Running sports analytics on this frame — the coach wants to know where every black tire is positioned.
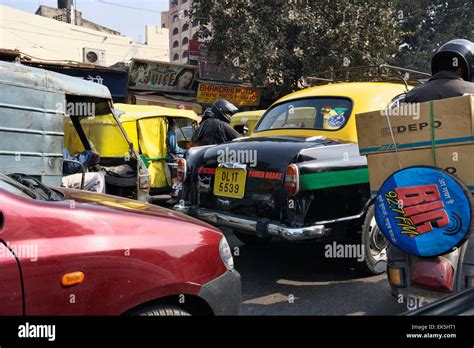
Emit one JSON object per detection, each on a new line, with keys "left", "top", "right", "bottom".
{"left": 361, "top": 205, "right": 389, "bottom": 275}
{"left": 233, "top": 230, "right": 271, "bottom": 245}
{"left": 131, "top": 305, "right": 191, "bottom": 316}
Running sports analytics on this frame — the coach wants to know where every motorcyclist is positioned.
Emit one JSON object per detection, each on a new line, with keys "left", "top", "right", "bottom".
{"left": 191, "top": 99, "right": 241, "bottom": 146}
{"left": 404, "top": 39, "right": 474, "bottom": 103}
{"left": 389, "top": 39, "right": 474, "bottom": 306}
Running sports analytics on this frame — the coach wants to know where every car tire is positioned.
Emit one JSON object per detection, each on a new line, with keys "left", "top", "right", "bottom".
{"left": 132, "top": 305, "right": 191, "bottom": 316}
{"left": 361, "top": 204, "right": 389, "bottom": 275}
{"left": 233, "top": 230, "right": 271, "bottom": 245}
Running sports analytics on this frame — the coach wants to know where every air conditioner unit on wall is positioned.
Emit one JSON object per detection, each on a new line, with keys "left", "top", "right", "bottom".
{"left": 83, "top": 48, "right": 105, "bottom": 65}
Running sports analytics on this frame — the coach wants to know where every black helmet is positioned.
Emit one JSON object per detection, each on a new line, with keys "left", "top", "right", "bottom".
{"left": 431, "top": 39, "right": 474, "bottom": 81}
{"left": 211, "top": 99, "right": 239, "bottom": 123}
{"left": 200, "top": 107, "right": 215, "bottom": 123}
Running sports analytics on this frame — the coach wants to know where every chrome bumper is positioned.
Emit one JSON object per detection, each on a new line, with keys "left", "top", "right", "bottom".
{"left": 174, "top": 204, "right": 328, "bottom": 241}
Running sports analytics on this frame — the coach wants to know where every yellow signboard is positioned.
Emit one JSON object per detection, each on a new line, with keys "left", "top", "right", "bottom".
{"left": 196, "top": 83, "right": 261, "bottom": 107}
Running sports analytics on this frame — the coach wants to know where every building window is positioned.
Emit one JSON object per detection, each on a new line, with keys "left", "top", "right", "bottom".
{"left": 182, "top": 0, "right": 188, "bottom": 3}
{"left": 182, "top": 51, "right": 188, "bottom": 59}
{"left": 173, "top": 15, "right": 179, "bottom": 22}
{"left": 182, "top": 37, "right": 189, "bottom": 45}
{"left": 173, "top": 40, "right": 179, "bottom": 48}
{"left": 192, "top": 20, "right": 198, "bottom": 27}
{"left": 183, "top": 10, "right": 189, "bottom": 17}
{"left": 182, "top": 23, "right": 189, "bottom": 32}
{"left": 173, "top": 53, "right": 179, "bottom": 61}
{"left": 173, "top": 27, "right": 179, "bottom": 35}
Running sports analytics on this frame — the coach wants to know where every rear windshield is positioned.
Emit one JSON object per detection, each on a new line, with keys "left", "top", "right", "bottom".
{"left": 255, "top": 97, "right": 353, "bottom": 132}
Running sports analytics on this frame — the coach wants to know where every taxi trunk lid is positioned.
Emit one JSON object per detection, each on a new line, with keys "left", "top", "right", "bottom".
{"left": 195, "top": 136, "right": 340, "bottom": 221}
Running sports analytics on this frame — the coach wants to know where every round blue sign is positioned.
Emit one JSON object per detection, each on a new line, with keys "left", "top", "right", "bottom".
{"left": 327, "top": 114, "right": 345, "bottom": 127}
{"left": 374, "top": 166, "right": 473, "bottom": 257}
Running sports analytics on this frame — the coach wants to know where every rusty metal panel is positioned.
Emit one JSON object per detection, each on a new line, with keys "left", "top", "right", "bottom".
{"left": 0, "top": 61, "right": 112, "bottom": 99}
{"left": 0, "top": 61, "right": 116, "bottom": 187}
{"left": 0, "top": 155, "right": 62, "bottom": 186}
{"left": 0, "top": 64, "right": 66, "bottom": 186}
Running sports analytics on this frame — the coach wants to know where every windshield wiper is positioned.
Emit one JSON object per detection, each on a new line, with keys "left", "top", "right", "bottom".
{"left": 7, "top": 173, "right": 63, "bottom": 201}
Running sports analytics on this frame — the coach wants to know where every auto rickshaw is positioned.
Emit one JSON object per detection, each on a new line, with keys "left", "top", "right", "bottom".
{"left": 0, "top": 61, "right": 151, "bottom": 201}
{"left": 230, "top": 110, "right": 265, "bottom": 136}
{"left": 81, "top": 103, "right": 200, "bottom": 195}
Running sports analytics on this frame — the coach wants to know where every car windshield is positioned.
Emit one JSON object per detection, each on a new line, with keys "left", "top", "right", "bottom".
{"left": 255, "top": 97, "right": 353, "bottom": 132}
{"left": 0, "top": 173, "right": 36, "bottom": 199}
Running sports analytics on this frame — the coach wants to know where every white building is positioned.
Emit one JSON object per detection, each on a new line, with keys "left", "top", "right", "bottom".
{"left": 161, "top": 0, "right": 210, "bottom": 64}
{"left": 0, "top": 5, "right": 170, "bottom": 66}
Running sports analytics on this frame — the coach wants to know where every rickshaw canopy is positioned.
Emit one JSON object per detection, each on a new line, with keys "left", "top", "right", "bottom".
{"left": 114, "top": 103, "right": 200, "bottom": 123}
{"left": 113, "top": 104, "right": 199, "bottom": 191}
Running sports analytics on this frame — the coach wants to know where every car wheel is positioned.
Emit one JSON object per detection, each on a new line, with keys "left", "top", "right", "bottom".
{"left": 132, "top": 305, "right": 191, "bottom": 316}
{"left": 233, "top": 230, "right": 271, "bottom": 245}
{"left": 361, "top": 204, "right": 389, "bottom": 275}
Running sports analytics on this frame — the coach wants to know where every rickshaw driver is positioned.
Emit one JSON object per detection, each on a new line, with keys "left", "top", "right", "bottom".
{"left": 167, "top": 118, "right": 187, "bottom": 156}
{"left": 62, "top": 149, "right": 106, "bottom": 193}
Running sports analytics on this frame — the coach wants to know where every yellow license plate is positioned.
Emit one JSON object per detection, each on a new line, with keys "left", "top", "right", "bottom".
{"left": 213, "top": 167, "right": 247, "bottom": 199}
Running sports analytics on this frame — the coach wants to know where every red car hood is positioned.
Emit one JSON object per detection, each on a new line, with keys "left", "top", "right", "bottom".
{"left": 55, "top": 187, "right": 217, "bottom": 230}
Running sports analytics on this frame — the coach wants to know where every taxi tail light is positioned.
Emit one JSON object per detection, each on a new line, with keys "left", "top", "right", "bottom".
{"left": 177, "top": 158, "right": 187, "bottom": 182}
{"left": 411, "top": 258, "right": 454, "bottom": 292}
{"left": 284, "top": 164, "right": 299, "bottom": 196}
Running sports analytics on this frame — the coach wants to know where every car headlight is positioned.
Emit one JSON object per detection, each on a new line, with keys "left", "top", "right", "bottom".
{"left": 219, "top": 237, "right": 234, "bottom": 271}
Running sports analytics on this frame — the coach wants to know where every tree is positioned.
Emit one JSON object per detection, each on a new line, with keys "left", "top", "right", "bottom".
{"left": 391, "top": 0, "right": 474, "bottom": 72}
{"left": 191, "top": 0, "right": 473, "bottom": 99}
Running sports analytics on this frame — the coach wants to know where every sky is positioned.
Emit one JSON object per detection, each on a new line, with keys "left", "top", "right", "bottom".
{"left": 0, "top": 0, "right": 169, "bottom": 43}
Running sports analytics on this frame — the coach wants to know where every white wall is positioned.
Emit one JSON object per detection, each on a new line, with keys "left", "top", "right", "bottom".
{"left": 0, "top": 5, "right": 170, "bottom": 66}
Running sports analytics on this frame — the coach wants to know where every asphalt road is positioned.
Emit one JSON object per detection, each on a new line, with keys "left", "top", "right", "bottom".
{"left": 223, "top": 229, "right": 406, "bottom": 316}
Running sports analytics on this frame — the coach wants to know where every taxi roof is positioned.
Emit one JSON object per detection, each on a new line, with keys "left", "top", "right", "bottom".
{"left": 275, "top": 82, "right": 410, "bottom": 106}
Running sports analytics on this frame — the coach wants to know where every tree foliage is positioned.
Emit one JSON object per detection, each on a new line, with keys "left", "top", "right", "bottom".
{"left": 391, "top": 0, "right": 474, "bottom": 72}
{"left": 191, "top": 0, "right": 473, "bottom": 99}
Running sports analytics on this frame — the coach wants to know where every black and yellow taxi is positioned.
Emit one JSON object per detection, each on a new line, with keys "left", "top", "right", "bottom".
{"left": 174, "top": 69, "right": 424, "bottom": 274}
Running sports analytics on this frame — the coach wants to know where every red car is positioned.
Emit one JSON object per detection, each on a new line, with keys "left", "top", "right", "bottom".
{"left": 0, "top": 173, "right": 240, "bottom": 315}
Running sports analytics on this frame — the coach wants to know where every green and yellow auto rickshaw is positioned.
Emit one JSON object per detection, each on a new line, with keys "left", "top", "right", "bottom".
{"left": 230, "top": 110, "right": 265, "bottom": 136}
{"left": 66, "top": 103, "right": 200, "bottom": 196}
{"left": 112, "top": 104, "right": 200, "bottom": 195}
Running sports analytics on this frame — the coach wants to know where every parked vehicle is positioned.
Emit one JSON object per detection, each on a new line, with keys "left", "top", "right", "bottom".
{"left": 0, "top": 61, "right": 151, "bottom": 201}
{"left": 230, "top": 110, "right": 266, "bottom": 136}
{"left": 175, "top": 66, "right": 426, "bottom": 274}
{"left": 65, "top": 103, "right": 200, "bottom": 195}
{"left": 0, "top": 172, "right": 240, "bottom": 315}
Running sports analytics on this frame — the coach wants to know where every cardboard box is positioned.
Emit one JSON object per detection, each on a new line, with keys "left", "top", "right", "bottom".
{"left": 355, "top": 95, "right": 474, "bottom": 194}
{"left": 356, "top": 95, "right": 474, "bottom": 155}
{"left": 367, "top": 143, "right": 474, "bottom": 193}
